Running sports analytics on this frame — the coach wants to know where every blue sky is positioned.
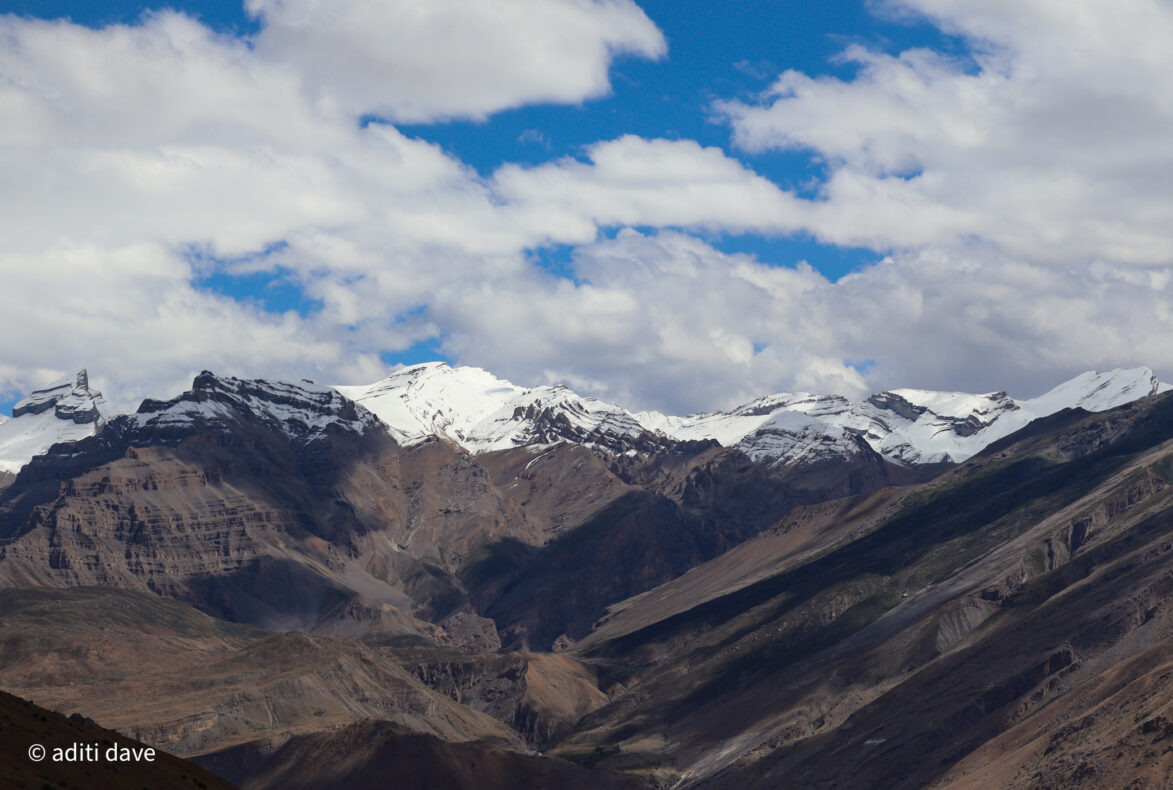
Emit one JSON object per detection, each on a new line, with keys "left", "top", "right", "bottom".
{"left": 2, "top": 0, "right": 1172, "bottom": 416}
{"left": 0, "top": 0, "right": 962, "bottom": 284}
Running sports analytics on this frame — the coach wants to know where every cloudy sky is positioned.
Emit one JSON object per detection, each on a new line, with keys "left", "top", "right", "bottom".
{"left": 2, "top": 0, "right": 1173, "bottom": 415}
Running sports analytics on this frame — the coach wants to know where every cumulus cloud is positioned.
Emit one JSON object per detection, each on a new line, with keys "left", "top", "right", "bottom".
{"left": 825, "top": 250, "right": 1173, "bottom": 397}
{"left": 0, "top": 243, "right": 381, "bottom": 410}
{"left": 494, "top": 136, "right": 810, "bottom": 239}
{"left": 432, "top": 231, "right": 1173, "bottom": 413}
{"left": 0, "top": 6, "right": 772, "bottom": 408}
{"left": 431, "top": 230, "right": 864, "bottom": 413}
{"left": 717, "top": 0, "right": 1173, "bottom": 265}
{"left": 245, "top": 0, "right": 666, "bottom": 122}
{"left": 3, "top": 1, "right": 1173, "bottom": 416}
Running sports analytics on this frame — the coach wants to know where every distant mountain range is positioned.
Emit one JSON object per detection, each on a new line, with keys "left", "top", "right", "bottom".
{"left": 4, "top": 361, "right": 1173, "bottom": 788}
{"left": 2, "top": 362, "right": 1166, "bottom": 474}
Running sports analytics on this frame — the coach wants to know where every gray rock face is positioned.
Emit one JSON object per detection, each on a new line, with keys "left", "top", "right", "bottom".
{"left": 0, "top": 370, "right": 109, "bottom": 473}
{"left": 11, "top": 369, "right": 105, "bottom": 424}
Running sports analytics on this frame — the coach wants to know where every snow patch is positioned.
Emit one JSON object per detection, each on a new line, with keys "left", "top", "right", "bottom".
{"left": 0, "top": 370, "right": 108, "bottom": 473}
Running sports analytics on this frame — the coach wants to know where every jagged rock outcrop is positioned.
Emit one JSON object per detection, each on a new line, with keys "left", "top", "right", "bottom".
{"left": 11, "top": 370, "right": 105, "bottom": 424}
{"left": 0, "top": 369, "right": 107, "bottom": 472}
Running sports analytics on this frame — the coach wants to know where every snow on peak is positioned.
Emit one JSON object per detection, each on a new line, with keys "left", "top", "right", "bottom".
{"left": 335, "top": 363, "right": 527, "bottom": 445}
{"left": 725, "top": 366, "right": 1167, "bottom": 466}
{"left": 1022, "top": 367, "right": 1163, "bottom": 414}
{"left": 336, "top": 363, "right": 652, "bottom": 452}
{"left": 133, "top": 371, "right": 381, "bottom": 443}
{"left": 0, "top": 370, "right": 109, "bottom": 473}
{"left": 12, "top": 369, "right": 106, "bottom": 424}
{"left": 336, "top": 363, "right": 1169, "bottom": 466}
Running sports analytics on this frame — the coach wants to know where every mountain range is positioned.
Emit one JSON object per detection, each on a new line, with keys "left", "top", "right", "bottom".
{"left": 2, "top": 362, "right": 1173, "bottom": 789}
{"left": 3, "top": 362, "right": 1165, "bottom": 474}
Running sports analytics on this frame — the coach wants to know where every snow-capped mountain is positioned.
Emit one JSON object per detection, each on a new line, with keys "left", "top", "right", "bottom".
{"left": 698, "top": 368, "right": 1168, "bottom": 466}
{"left": 0, "top": 370, "right": 107, "bottom": 473}
{"left": 2, "top": 364, "right": 1167, "bottom": 475}
{"left": 337, "top": 363, "right": 1169, "bottom": 466}
{"left": 130, "top": 371, "right": 382, "bottom": 446}
{"left": 335, "top": 362, "right": 653, "bottom": 453}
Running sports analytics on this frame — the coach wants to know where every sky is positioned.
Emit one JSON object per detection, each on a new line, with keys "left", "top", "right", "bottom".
{"left": 2, "top": 0, "right": 1173, "bottom": 416}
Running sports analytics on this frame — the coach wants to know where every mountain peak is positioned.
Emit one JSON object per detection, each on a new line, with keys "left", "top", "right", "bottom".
{"left": 12, "top": 369, "right": 105, "bottom": 424}
{"left": 1023, "top": 366, "right": 1164, "bottom": 413}
{"left": 336, "top": 364, "right": 652, "bottom": 452}
{"left": 135, "top": 372, "right": 381, "bottom": 445}
{"left": 0, "top": 363, "right": 1166, "bottom": 476}
{"left": 0, "top": 369, "right": 108, "bottom": 473}
{"left": 336, "top": 363, "right": 1169, "bottom": 467}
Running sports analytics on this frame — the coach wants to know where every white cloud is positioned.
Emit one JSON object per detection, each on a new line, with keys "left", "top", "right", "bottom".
{"left": 432, "top": 231, "right": 1173, "bottom": 413}
{"left": 0, "top": 8, "right": 761, "bottom": 409}
{"left": 0, "top": 243, "right": 380, "bottom": 411}
{"left": 494, "top": 135, "right": 810, "bottom": 239}
{"left": 3, "top": 1, "right": 1173, "bottom": 418}
{"left": 245, "top": 0, "right": 666, "bottom": 122}
{"left": 824, "top": 250, "right": 1173, "bottom": 396}
{"left": 717, "top": 0, "right": 1173, "bottom": 265}
{"left": 431, "top": 231, "right": 867, "bottom": 413}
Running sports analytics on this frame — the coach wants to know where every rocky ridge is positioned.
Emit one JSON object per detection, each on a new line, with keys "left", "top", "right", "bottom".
{"left": 341, "top": 362, "right": 1168, "bottom": 466}
{"left": 1, "top": 364, "right": 1165, "bottom": 475}
{"left": 0, "top": 370, "right": 107, "bottom": 472}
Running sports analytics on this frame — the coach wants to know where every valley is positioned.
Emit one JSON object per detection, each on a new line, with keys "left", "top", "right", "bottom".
{"left": 1, "top": 364, "right": 1172, "bottom": 788}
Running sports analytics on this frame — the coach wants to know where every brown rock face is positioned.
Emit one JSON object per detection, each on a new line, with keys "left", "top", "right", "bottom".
{"left": 412, "top": 651, "right": 609, "bottom": 747}
{"left": 464, "top": 441, "right": 926, "bottom": 650}
{"left": 0, "top": 373, "right": 539, "bottom": 631}
{"left": 0, "top": 588, "right": 518, "bottom": 757}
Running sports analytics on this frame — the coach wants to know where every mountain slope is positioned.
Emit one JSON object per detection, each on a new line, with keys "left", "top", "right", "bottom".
{"left": 195, "top": 721, "right": 648, "bottom": 790}
{"left": 0, "top": 587, "right": 523, "bottom": 762}
{"left": 0, "top": 369, "right": 919, "bottom": 653}
{"left": 0, "top": 372, "right": 453, "bottom": 631}
{"left": 4, "top": 364, "right": 1173, "bottom": 789}
{"left": 549, "top": 388, "right": 1173, "bottom": 789}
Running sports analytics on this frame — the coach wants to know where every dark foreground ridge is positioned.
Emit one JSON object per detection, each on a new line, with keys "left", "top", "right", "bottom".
{"left": 195, "top": 721, "right": 647, "bottom": 790}
{"left": 0, "top": 688, "right": 236, "bottom": 790}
